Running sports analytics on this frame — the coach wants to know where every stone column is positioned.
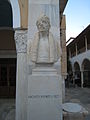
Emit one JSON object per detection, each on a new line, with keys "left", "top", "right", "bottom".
{"left": 85, "top": 36, "right": 88, "bottom": 51}
{"left": 81, "top": 71, "right": 84, "bottom": 88}
{"left": 72, "top": 71, "right": 75, "bottom": 84}
{"left": 75, "top": 43, "right": 78, "bottom": 56}
{"left": 69, "top": 48, "right": 71, "bottom": 58}
{"left": 15, "top": 29, "right": 28, "bottom": 120}
{"left": 60, "top": 15, "right": 67, "bottom": 102}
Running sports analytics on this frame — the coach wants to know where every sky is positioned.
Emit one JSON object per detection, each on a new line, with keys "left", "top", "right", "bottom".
{"left": 10, "top": 0, "right": 90, "bottom": 41}
{"left": 64, "top": 0, "right": 90, "bottom": 40}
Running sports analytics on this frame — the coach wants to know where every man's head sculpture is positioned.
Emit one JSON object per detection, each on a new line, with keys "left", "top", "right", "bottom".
{"left": 36, "top": 15, "right": 51, "bottom": 32}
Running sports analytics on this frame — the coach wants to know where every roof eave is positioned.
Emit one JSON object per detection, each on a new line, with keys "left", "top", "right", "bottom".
{"left": 60, "top": 0, "right": 68, "bottom": 13}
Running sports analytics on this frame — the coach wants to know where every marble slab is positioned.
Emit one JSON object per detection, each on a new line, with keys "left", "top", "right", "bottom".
{"left": 27, "top": 74, "right": 62, "bottom": 120}
{"left": 27, "top": 0, "right": 60, "bottom": 56}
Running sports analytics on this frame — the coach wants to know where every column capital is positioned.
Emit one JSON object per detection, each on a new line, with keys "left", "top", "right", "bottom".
{"left": 14, "top": 30, "right": 28, "bottom": 53}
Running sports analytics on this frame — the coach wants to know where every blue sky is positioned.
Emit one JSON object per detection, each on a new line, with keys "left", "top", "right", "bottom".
{"left": 10, "top": 0, "right": 90, "bottom": 41}
{"left": 64, "top": 0, "right": 90, "bottom": 40}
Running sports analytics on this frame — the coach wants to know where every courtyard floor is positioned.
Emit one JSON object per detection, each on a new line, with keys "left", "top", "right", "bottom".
{"left": 0, "top": 87, "right": 90, "bottom": 120}
{"left": 65, "top": 87, "right": 90, "bottom": 120}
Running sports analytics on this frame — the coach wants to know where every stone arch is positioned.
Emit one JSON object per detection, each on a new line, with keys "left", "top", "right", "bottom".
{"left": 18, "top": 0, "right": 28, "bottom": 28}
{"left": 82, "top": 59, "right": 90, "bottom": 71}
{"left": 10, "top": 0, "right": 20, "bottom": 27}
{"left": 0, "top": 0, "right": 13, "bottom": 27}
{"left": 0, "top": 0, "right": 17, "bottom": 97}
{"left": 82, "top": 59, "right": 90, "bottom": 87}
{"left": 74, "top": 62, "right": 81, "bottom": 87}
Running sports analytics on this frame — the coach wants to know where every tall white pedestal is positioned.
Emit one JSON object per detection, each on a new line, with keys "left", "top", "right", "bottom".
{"left": 27, "top": 68, "right": 62, "bottom": 120}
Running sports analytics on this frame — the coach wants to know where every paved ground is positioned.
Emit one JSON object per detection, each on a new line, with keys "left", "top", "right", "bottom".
{"left": 0, "top": 99, "right": 15, "bottom": 120}
{"left": 0, "top": 87, "right": 90, "bottom": 120}
{"left": 65, "top": 87, "right": 90, "bottom": 120}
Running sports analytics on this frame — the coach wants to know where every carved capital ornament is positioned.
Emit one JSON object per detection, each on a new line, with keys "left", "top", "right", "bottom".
{"left": 15, "top": 30, "right": 27, "bottom": 53}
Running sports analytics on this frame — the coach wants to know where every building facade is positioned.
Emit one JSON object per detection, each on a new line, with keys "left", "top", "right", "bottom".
{"left": 67, "top": 25, "right": 90, "bottom": 88}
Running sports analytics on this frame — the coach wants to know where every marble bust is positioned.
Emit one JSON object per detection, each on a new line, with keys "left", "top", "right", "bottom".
{"left": 30, "top": 15, "right": 60, "bottom": 64}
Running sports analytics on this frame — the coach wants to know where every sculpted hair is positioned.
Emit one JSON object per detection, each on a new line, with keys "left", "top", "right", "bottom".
{"left": 36, "top": 15, "right": 51, "bottom": 28}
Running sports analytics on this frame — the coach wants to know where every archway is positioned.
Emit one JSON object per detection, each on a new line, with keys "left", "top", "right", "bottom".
{"left": 10, "top": 0, "right": 20, "bottom": 28}
{"left": 74, "top": 62, "right": 81, "bottom": 87}
{"left": 82, "top": 59, "right": 90, "bottom": 87}
{"left": 0, "top": 0, "right": 17, "bottom": 98}
{"left": 0, "top": 0, "right": 13, "bottom": 27}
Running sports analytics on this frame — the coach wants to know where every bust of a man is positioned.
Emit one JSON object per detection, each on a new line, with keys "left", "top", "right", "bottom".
{"left": 30, "top": 15, "right": 60, "bottom": 64}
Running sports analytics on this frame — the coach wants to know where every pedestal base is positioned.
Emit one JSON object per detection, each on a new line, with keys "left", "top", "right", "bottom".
{"left": 27, "top": 68, "right": 62, "bottom": 120}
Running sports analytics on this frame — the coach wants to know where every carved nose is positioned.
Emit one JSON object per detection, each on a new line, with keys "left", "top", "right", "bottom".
{"left": 40, "top": 24, "right": 44, "bottom": 28}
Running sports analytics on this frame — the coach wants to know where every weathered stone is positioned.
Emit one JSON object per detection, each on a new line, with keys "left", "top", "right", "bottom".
{"left": 15, "top": 30, "right": 27, "bottom": 53}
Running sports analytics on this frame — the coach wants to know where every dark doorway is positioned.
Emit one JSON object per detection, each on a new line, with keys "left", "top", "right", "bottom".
{"left": 82, "top": 59, "right": 90, "bottom": 87}
{"left": 0, "top": 58, "right": 16, "bottom": 98}
{"left": 74, "top": 62, "right": 81, "bottom": 87}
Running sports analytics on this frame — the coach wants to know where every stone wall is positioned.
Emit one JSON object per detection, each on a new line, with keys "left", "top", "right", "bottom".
{"left": 60, "top": 15, "right": 67, "bottom": 77}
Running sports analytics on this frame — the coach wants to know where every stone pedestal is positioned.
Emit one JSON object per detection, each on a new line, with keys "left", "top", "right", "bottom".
{"left": 15, "top": 1, "right": 62, "bottom": 120}
{"left": 27, "top": 67, "right": 62, "bottom": 120}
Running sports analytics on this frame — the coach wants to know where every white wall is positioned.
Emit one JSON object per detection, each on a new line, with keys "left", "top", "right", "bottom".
{"left": 70, "top": 50, "right": 90, "bottom": 71}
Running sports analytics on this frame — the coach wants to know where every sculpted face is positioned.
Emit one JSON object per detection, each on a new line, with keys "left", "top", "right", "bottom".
{"left": 36, "top": 15, "right": 51, "bottom": 32}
